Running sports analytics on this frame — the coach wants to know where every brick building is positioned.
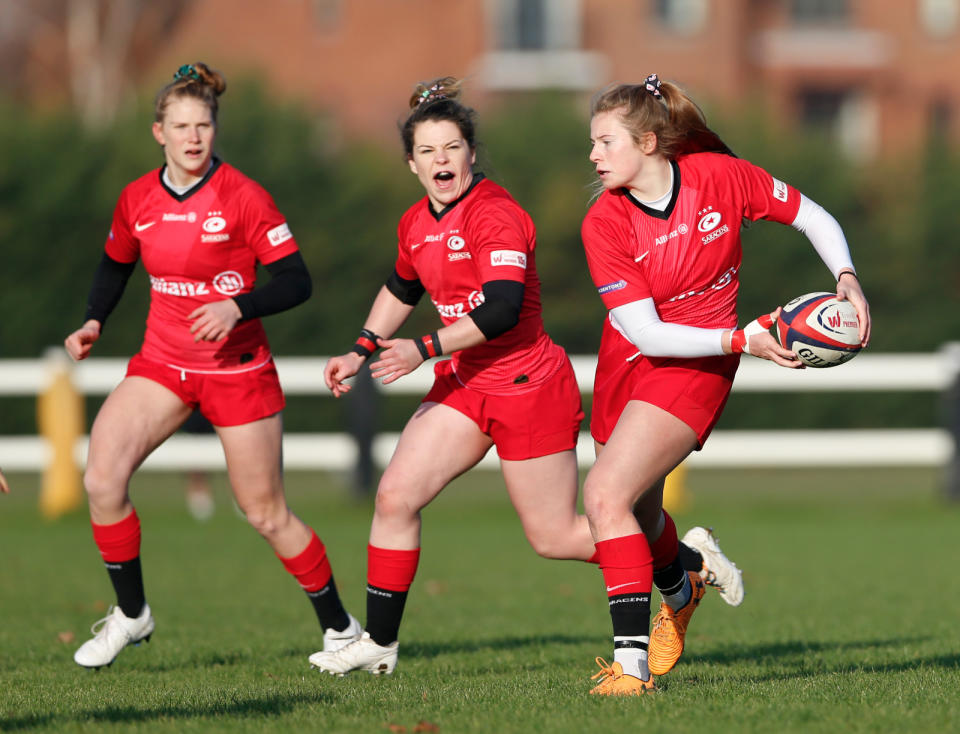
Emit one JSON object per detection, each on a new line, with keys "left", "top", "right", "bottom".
{"left": 7, "top": 0, "right": 960, "bottom": 157}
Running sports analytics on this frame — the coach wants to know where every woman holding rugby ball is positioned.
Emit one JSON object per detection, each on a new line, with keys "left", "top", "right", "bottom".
{"left": 308, "top": 76, "right": 737, "bottom": 678}
{"left": 581, "top": 75, "right": 870, "bottom": 695}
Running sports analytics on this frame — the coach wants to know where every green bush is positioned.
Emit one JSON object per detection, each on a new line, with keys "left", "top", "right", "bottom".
{"left": 1, "top": 84, "right": 956, "bottom": 435}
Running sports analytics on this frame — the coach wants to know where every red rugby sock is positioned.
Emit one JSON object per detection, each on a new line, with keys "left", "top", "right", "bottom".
{"left": 649, "top": 510, "right": 679, "bottom": 569}
{"left": 594, "top": 534, "right": 653, "bottom": 637}
{"left": 91, "top": 510, "right": 144, "bottom": 618}
{"left": 278, "top": 531, "right": 348, "bottom": 631}
{"left": 366, "top": 545, "right": 420, "bottom": 646}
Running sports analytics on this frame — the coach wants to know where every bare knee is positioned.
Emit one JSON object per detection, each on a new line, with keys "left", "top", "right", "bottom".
{"left": 374, "top": 475, "right": 422, "bottom": 524}
{"left": 83, "top": 464, "right": 129, "bottom": 513}
{"left": 241, "top": 499, "right": 289, "bottom": 539}
{"left": 583, "top": 479, "right": 618, "bottom": 523}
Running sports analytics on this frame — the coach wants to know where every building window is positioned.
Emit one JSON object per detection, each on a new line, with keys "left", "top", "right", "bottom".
{"left": 479, "top": 0, "right": 606, "bottom": 90}
{"left": 653, "top": 0, "right": 708, "bottom": 35}
{"left": 797, "top": 87, "right": 877, "bottom": 160}
{"left": 490, "top": 0, "right": 577, "bottom": 51}
{"left": 790, "top": 0, "right": 849, "bottom": 25}
{"left": 514, "top": 0, "right": 546, "bottom": 49}
{"left": 919, "top": 0, "right": 959, "bottom": 38}
{"left": 798, "top": 88, "right": 847, "bottom": 130}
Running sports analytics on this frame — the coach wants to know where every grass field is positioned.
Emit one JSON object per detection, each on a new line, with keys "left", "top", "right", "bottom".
{"left": 2, "top": 466, "right": 959, "bottom": 733}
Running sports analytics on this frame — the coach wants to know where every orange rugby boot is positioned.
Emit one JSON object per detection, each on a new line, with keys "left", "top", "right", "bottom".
{"left": 647, "top": 570, "right": 706, "bottom": 675}
{"left": 588, "top": 657, "right": 656, "bottom": 696}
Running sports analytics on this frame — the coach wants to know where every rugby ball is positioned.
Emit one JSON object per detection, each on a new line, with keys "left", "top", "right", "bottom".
{"left": 776, "top": 292, "right": 861, "bottom": 368}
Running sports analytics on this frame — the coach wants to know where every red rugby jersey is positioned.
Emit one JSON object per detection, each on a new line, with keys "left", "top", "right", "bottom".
{"left": 582, "top": 153, "right": 801, "bottom": 331}
{"left": 104, "top": 160, "right": 299, "bottom": 370}
{"left": 395, "top": 176, "right": 565, "bottom": 394}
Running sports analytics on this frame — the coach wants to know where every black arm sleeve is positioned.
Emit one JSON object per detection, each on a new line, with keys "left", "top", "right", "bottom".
{"left": 385, "top": 268, "right": 426, "bottom": 306}
{"left": 468, "top": 279, "right": 524, "bottom": 340}
{"left": 84, "top": 252, "right": 137, "bottom": 327}
{"left": 232, "top": 251, "right": 312, "bottom": 321}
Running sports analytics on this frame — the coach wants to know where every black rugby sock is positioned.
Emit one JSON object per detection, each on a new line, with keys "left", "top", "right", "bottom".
{"left": 105, "top": 557, "right": 146, "bottom": 618}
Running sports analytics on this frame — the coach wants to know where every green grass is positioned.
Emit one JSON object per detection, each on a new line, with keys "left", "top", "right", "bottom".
{"left": 2, "top": 467, "right": 959, "bottom": 733}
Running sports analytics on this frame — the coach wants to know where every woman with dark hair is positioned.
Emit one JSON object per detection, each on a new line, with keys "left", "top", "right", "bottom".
{"left": 307, "top": 76, "right": 590, "bottom": 676}
{"left": 307, "top": 76, "right": 739, "bottom": 677}
{"left": 581, "top": 75, "right": 870, "bottom": 695}
{"left": 65, "top": 62, "right": 359, "bottom": 669}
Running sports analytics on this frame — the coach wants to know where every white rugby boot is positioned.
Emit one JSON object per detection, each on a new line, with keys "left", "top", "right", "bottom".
{"left": 322, "top": 613, "right": 363, "bottom": 652}
{"left": 308, "top": 631, "right": 398, "bottom": 675}
{"left": 682, "top": 526, "right": 745, "bottom": 607}
{"left": 74, "top": 603, "right": 155, "bottom": 668}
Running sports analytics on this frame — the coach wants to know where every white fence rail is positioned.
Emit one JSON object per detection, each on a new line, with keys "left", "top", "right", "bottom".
{"left": 1, "top": 348, "right": 958, "bottom": 471}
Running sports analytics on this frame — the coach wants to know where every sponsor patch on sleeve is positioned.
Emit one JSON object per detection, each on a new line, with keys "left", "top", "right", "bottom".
{"left": 267, "top": 222, "right": 293, "bottom": 246}
{"left": 598, "top": 279, "right": 627, "bottom": 294}
{"left": 490, "top": 250, "right": 527, "bottom": 268}
{"left": 772, "top": 177, "right": 789, "bottom": 203}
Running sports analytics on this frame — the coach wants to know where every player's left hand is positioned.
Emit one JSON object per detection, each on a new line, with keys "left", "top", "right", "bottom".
{"left": 836, "top": 272, "right": 871, "bottom": 348}
{"left": 0, "top": 467, "right": 10, "bottom": 494}
{"left": 188, "top": 299, "right": 242, "bottom": 342}
{"left": 369, "top": 338, "right": 424, "bottom": 385}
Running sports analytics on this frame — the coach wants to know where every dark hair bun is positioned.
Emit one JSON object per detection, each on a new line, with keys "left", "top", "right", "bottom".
{"left": 408, "top": 76, "right": 462, "bottom": 110}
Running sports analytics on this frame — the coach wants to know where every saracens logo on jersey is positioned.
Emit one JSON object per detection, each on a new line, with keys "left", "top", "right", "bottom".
{"left": 697, "top": 206, "right": 729, "bottom": 245}
{"left": 212, "top": 270, "right": 244, "bottom": 296}
{"left": 201, "top": 211, "right": 230, "bottom": 243}
{"left": 698, "top": 208, "right": 722, "bottom": 233}
{"left": 446, "top": 234, "right": 471, "bottom": 261}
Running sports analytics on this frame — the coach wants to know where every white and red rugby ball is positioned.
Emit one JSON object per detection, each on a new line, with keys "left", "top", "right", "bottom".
{"left": 776, "top": 292, "right": 862, "bottom": 368}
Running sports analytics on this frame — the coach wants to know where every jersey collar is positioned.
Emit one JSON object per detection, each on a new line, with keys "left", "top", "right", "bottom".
{"left": 622, "top": 159, "right": 680, "bottom": 220}
{"left": 427, "top": 172, "right": 485, "bottom": 222}
{"left": 158, "top": 156, "right": 223, "bottom": 202}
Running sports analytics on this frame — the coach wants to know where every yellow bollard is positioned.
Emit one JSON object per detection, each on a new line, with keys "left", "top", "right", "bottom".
{"left": 662, "top": 461, "right": 689, "bottom": 515}
{"left": 37, "top": 348, "right": 85, "bottom": 519}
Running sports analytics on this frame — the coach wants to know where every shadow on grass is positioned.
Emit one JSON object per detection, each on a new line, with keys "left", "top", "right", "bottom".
{"left": 273, "top": 632, "right": 595, "bottom": 665}
{"left": 694, "top": 636, "right": 933, "bottom": 666}
{"left": 137, "top": 648, "right": 251, "bottom": 673}
{"left": 675, "top": 636, "right": 960, "bottom": 684}
{"left": 0, "top": 691, "right": 330, "bottom": 732}
{"left": 403, "top": 633, "right": 594, "bottom": 659}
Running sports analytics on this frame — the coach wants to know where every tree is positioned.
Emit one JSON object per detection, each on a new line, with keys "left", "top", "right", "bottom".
{"left": 0, "top": 0, "right": 188, "bottom": 129}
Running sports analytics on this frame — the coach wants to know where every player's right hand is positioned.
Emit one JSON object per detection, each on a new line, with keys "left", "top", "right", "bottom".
{"left": 64, "top": 320, "right": 102, "bottom": 361}
{"left": 324, "top": 353, "right": 364, "bottom": 398}
{"left": 0, "top": 467, "right": 9, "bottom": 494}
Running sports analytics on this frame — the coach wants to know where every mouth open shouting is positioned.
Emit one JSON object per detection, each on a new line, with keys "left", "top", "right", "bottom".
{"left": 409, "top": 119, "right": 477, "bottom": 213}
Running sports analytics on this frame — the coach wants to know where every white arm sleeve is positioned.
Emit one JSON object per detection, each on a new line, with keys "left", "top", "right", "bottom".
{"left": 610, "top": 298, "right": 727, "bottom": 358}
{"left": 791, "top": 194, "right": 855, "bottom": 279}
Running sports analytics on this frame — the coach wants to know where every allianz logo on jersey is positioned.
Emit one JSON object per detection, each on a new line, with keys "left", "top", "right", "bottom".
{"left": 162, "top": 211, "right": 198, "bottom": 223}
{"left": 149, "top": 270, "right": 245, "bottom": 297}
{"left": 200, "top": 211, "right": 230, "bottom": 243}
{"left": 432, "top": 290, "right": 484, "bottom": 319}
{"left": 653, "top": 223, "right": 688, "bottom": 247}
{"left": 150, "top": 275, "right": 210, "bottom": 297}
